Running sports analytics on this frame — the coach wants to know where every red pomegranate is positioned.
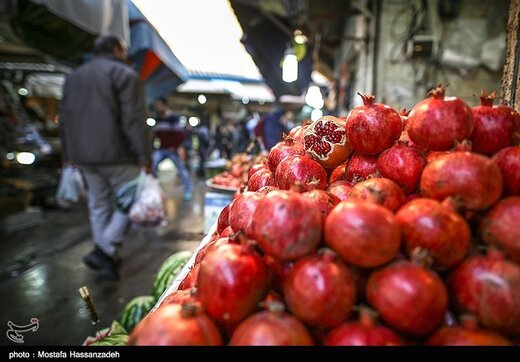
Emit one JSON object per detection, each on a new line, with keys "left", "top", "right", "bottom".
{"left": 327, "top": 180, "right": 353, "bottom": 201}
{"left": 229, "top": 301, "right": 314, "bottom": 346}
{"left": 480, "top": 197, "right": 520, "bottom": 263}
{"left": 267, "top": 136, "right": 305, "bottom": 172}
{"left": 275, "top": 155, "right": 328, "bottom": 191}
{"left": 323, "top": 308, "right": 404, "bottom": 346}
{"left": 217, "top": 205, "right": 230, "bottom": 234}
{"left": 420, "top": 151, "right": 503, "bottom": 210}
{"left": 496, "top": 104, "right": 520, "bottom": 145}
{"left": 303, "top": 116, "right": 353, "bottom": 169}
{"left": 284, "top": 249, "right": 356, "bottom": 328}
{"left": 128, "top": 304, "right": 222, "bottom": 345}
{"left": 228, "top": 192, "right": 264, "bottom": 237}
{"left": 324, "top": 200, "right": 401, "bottom": 268}
{"left": 426, "top": 316, "right": 512, "bottom": 346}
{"left": 264, "top": 255, "right": 294, "bottom": 294}
{"left": 345, "top": 93, "right": 402, "bottom": 155}
{"left": 407, "top": 85, "right": 474, "bottom": 151}
{"left": 301, "top": 189, "right": 340, "bottom": 222}
{"left": 345, "top": 153, "right": 379, "bottom": 183}
{"left": 492, "top": 146, "right": 520, "bottom": 196}
{"left": 160, "top": 288, "right": 199, "bottom": 308}
{"left": 377, "top": 142, "right": 427, "bottom": 194}
{"left": 396, "top": 198, "right": 471, "bottom": 270}
{"left": 367, "top": 261, "right": 448, "bottom": 336}
{"left": 252, "top": 190, "right": 322, "bottom": 260}
{"left": 178, "top": 263, "right": 200, "bottom": 290}
{"left": 348, "top": 178, "right": 406, "bottom": 212}
{"left": 449, "top": 250, "right": 520, "bottom": 335}
{"left": 195, "top": 236, "right": 236, "bottom": 265}
{"left": 329, "top": 161, "right": 347, "bottom": 184}
{"left": 248, "top": 163, "right": 269, "bottom": 179}
{"left": 247, "top": 169, "right": 275, "bottom": 192}
{"left": 288, "top": 120, "right": 311, "bottom": 144}
{"left": 470, "top": 91, "right": 515, "bottom": 155}
{"left": 197, "top": 244, "right": 270, "bottom": 324}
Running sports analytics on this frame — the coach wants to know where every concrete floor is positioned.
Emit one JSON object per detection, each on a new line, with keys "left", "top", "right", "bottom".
{"left": 0, "top": 171, "right": 216, "bottom": 346}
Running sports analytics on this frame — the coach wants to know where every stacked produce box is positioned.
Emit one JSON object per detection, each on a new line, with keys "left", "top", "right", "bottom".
{"left": 101, "top": 86, "right": 520, "bottom": 346}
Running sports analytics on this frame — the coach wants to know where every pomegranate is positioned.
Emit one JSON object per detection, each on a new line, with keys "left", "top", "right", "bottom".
{"left": 267, "top": 136, "right": 305, "bottom": 172}
{"left": 303, "top": 116, "right": 352, "bottom": 169}
{"left": 327, "top": 180, "right": 353, "bottom": 201}
{"left": 407, "top": 85, "right": 474, "bottom": 151}
{"left": 178, "top": 263, "right": 200, "bottom": 290}
{"left": 449, "top": 250, "right": 520, "bottom": 335}
{"left": 288, "top": 120, "right": 311, "bottom": 144}
{"left": 323, "top": 308, "right": 404, "bottom": 346}
{"left": 345, "top": 93, "right": 402, "bottom": 155}
{"left": 248, "top": 162, "right": 269, "bottom": 179}
{"left": 301, "top": 189, "right": 340, "bottom": 222}
{"left": 247, "top": 169, "right": 275, "bottom": 192}
{"left": 128, "top": 304, "right": 222, "bottom": 345}
{"left": 284, "top": 249, "right": 356, "bottom": 328}
{"left": 160, "top": 288, "right": 199, "bottom": 308}
{"left": 228, "top": 191, "right": 264, "bottom": 237}
{"left": 197, "top": 243, "right": 270, "bottom": 324}
{"left": 420, "top": 151, "right": 503, "bottom": 210}
{"left": 480, "top": 197, "right": 520, "bottom": 263}
{"left": 496, "top": 104, "right": 520, "bottom": 145}
{"left": 367, "top": 261, "right": 448, "bottom": 336}
{"left": 396, "top": 198, "right": 471, "bottom": 270}
{"left": 264, "top": 255, "right": 294, "bottom": 294}
{"left": 492, "top": 146, "right": 520, "bottom": 196}
{"left": 345, "top": 153, "right": 379, "bottom": 183}
{"left": 275, "top": 155, "right": 328, "bottom": 191}
{"left": 348, "top": 178, "right": 406, "bottom": 212}
{"left": 329, "top": 161, "right": 347, "bottom": 184}
{"left": 426, "top": 316, "right": 512, "bottom": 346}
{"left": 195, "top": 236, "right": 235, "bottom": 265}
{"left": 377, "top": 142, "right": 427, "bottom": 194}
{"left": 252, "top": 190, "right": 322, "bottom": 260}
{"left": 324, "top": 200, "right": 401, "bottom": 268}
{"left": 229, "top": 301, "right": 314, "bottom": 346}
{"left": 217, "top": 205, "right": 230, "bottom": 234}
{"left": 471, "top": 91, "right": 515, "bottom": 155}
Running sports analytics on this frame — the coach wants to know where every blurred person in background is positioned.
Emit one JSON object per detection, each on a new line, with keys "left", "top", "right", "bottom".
{"left": 59, "top": 34, "right": 152, "bottom": 280}
{"left": 196, "top": 119, "right": 210, "bottom": 178}
{"left": 262, "top": 109, "right": 293, "bottom": 150}
{"left": 151, "top": 97, "right": 193, "bottom": 201}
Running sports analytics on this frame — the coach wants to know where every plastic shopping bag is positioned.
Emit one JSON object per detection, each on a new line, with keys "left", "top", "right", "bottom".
{"left": 129, "top": 174, "right": 166, "bottom": 226}
{"left": 115, "top": 171, "right": 146, "bottom": 213}
{"left": 55, "top": 166, "right": 86, "bottom": 208}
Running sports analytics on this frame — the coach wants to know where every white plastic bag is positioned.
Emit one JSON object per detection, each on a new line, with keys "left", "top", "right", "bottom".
{"left": 56, "top": 166, "right": 86, "bottom": 208}
{"left": 129, "top": 175, "right": 166, "bottom": 226}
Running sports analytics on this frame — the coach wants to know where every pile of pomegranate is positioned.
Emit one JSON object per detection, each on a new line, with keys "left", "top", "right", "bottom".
{"left": 211, "top": 153, "right": 267, "bottom": 189}
{"left": 129, "top": 86, "right": 520, "bottom": 346}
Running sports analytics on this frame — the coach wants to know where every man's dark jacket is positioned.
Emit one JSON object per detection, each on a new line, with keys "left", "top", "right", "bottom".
{"left": 59, "top": 55, "right": 152, "bottom": 166}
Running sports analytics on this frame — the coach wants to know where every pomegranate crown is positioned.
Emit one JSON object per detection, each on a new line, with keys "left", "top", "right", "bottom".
{"left": 427, "top": 84, "right": 448, "bottom": 99}
{"left": 473, "top": 89, "right": 497, "bottom": 107}
{"left": 357, "top": 92, "right": 375, "bottom": 106}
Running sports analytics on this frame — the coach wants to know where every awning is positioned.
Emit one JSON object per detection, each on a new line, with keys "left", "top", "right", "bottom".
{"left": 127, "top": 0, "right": 189, "bottom": 101}
{"left": 177, "top": 79, "right": 275, "bottom": 103}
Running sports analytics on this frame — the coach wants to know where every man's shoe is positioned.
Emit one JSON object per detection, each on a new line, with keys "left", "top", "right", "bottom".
{"left": 83, "top": 247, "right": 109, "bottom": 271}
{"left": 96, "top": 261, "right": 120, "bottom": 281}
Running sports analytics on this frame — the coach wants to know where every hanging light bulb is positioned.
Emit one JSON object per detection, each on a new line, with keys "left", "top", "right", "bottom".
{"left": 305, "top": 85, "right": 324, "bottom": 109}
{"left": 282, "top": 47, "right": 298, "bottom": 83}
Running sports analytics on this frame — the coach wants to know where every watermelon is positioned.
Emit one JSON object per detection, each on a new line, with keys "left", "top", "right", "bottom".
{"left": 152, "top": 250, "right": 192, "bottom": 301}
{"left": 90, "top": 334, "right": 129, "bottom": 346}
{"left": 119, "top": 296, "right": 155, "bottom": 333}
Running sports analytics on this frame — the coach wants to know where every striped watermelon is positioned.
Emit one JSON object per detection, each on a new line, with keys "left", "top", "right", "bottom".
{"left": 90, "top": 334, "right": 129, "bottom": 346}
{"left": 119, "top": 295, "right": 155, "bottom": 333}
{"left": 152, "top": 250, "right": 192, "bottom": 301}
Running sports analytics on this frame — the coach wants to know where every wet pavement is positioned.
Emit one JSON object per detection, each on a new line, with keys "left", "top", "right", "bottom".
{"left": 0, "top": 171, "right": 216, "bottom": 346}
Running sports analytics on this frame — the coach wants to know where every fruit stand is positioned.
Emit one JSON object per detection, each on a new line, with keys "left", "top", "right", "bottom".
{"left": 110, "top": 82, "right": 520, "bottom": 346}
